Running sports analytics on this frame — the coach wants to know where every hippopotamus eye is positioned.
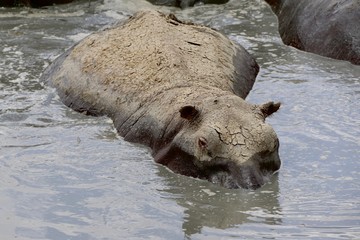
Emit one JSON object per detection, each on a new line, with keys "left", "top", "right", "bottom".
{"left": 198, "top": 137, "right": 214, "bottom": 159}
{"left": 198, "top": 137, "right": 208, "bottom": 149}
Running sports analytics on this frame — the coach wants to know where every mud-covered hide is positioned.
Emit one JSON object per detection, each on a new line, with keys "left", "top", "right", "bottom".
{"left": 43, "top": 10, "right": 282, "bottom": 189}
{"left": 265, "top": 0, "right": 360, "bottom": 65}
{"left": 0, "top": 0, "right": 74, "bottom": 7}
{"left": 44, "top": 10, "right": 258, "bottom": 122}
{"left": 146, "top": 0, "right": 229, "bottom": 8}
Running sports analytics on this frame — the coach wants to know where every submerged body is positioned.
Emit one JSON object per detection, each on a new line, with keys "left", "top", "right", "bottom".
{"left": 265, "top": 0, "right": 360, "bottom": 65}
{"left": 43, "top": 10, "right": 281, "bottom": 189}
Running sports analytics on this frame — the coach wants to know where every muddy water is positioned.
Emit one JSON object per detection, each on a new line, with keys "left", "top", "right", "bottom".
{"left": 0, "top": 0, "right": 359, "bottom": 239}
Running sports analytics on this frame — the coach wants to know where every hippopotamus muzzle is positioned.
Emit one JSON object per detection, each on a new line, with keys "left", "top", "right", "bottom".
{"left": 206, "top": 150, "right": 281, "bottom": 189}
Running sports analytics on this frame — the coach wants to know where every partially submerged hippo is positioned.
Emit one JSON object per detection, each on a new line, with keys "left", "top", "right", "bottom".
{"left": 146, "top": 0, "right": 229, "bottom": 8}
{"left": 265, "top": 0, "right": 360, "bottom": 65}
{"left": 42, "top": 10, "right": 281, "bottom": 189}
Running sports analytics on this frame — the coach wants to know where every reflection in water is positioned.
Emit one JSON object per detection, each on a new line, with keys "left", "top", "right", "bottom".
{"left": 156, "top": 166, "right": 282, "bottom": 238}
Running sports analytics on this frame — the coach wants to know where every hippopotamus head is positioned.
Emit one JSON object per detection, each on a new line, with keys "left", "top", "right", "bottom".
{"left": 170, "top": 95, "right": 281, "bottom": 189}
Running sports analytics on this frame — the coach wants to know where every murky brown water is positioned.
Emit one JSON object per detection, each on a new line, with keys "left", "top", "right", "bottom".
{"left": 1, "top": 0, "right": 359, "bottom": 239}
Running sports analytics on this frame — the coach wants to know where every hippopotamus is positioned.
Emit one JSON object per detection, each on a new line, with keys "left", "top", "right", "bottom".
{"left": 264, "top": 0, "right": 360, "bottom": 65}
{"left": 146, "top": 0, "right": 229, "bottom": 8}
{"left": 42, "top": 10, "right": 281, "bottom": 189}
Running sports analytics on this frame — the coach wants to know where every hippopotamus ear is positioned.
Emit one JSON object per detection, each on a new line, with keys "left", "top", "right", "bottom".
{"left": 179, "top": 105, "right": 200, "bottom": 121}
{"left": 260, "top": 102, "right": 281, "bottom": 118}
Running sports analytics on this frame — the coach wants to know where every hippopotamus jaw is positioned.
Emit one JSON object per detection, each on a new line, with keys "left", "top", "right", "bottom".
{"left": 207, "top": 165, "right": 267, "bottom": 189}
{"left": 154, "top": 144, "right": 281, "bottom": 189}
{"left": 200, "top": 152, "right": 281, "bottom": 189}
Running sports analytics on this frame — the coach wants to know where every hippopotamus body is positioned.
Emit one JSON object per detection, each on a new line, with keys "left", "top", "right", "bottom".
{"left": 43, "top": 10, "right": 281, "bottom": 189}
{"left": 146, "top": 0, "right": 229, "bottom": 8}
{"left": 265, "top": 0, "right": 360, "bottom": 65}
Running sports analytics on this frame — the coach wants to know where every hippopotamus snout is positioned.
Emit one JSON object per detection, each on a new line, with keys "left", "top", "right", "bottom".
{"left": 206, "top": 149, "right": 281, "bottom": 189}
{"left": 237, "top": 149, "right": 281, "bottom": 189}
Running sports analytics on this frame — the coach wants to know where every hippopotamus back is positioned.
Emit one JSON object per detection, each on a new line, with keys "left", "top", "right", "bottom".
{"left": 265, "top": 0, "right": 360, "bottom": 65}
{"left": 43, "top": 10, "right": 281, "bottom": 189}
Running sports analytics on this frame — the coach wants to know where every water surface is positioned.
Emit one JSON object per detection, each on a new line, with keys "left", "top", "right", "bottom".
{"left": 1, "top": 0, "right": 359, "bottom": 239}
